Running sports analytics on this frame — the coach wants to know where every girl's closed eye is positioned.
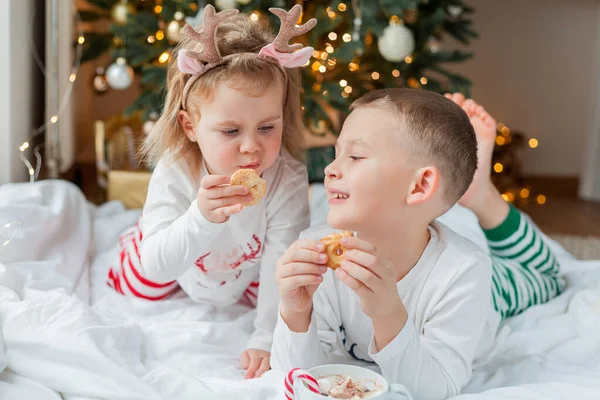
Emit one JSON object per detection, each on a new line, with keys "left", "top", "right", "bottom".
{"left": 258, "top": 125, "right": 274, "bottom": 133}
{"left": 222, "top": 128, "right": 239, "bottom": 136}
{"left": 349, "top": 155, "right": 365, "bottom": 161}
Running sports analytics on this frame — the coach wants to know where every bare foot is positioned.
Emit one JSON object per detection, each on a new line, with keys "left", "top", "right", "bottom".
{"left": 445, "top": 94, "right": 497, "bottom": 210}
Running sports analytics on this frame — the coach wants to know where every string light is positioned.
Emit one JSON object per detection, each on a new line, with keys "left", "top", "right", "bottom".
{"left": 327, "top": 59, "right": 337, "bottom": 67}
{"left": 312, "top": 83, "right": 321, "bottom": 92}
{"left": 328, "top": 32, "right": 338, "bottom": 40}
{"left": 311, "top": 61, "right": 322, "bottom": 71}
{"left": 520, "top": 188, "right": 530, "bottom": 198}
{"left": 404, "top": 56, "right": 413, "bottom": 64}
{"left": 318, "top": 65, "right": 327, "bottom": 73}
{"left": 338, "top": 3, "right": 347, "bottom": 12}
{"left": 326, "top": 45, "right": 335, "bottom": 53}
{"left": 392, "top": 69, "right": 400, "bottom": 77}
{"left": 344, "top": 86, "right": 353, "bottom": 94}
{"left": 501, "top": 126, "right": 511, "bottom": 136}
{"left": 493, "top": 163, "right": 504, "bottom": 173}
{"left": 154, "top": 5, "right": 162, "bottom": 14}
{"left": 420, "top": 77, "right": 428, "bottom": 85}
{"left": 323, "top": 90, "right": 329, "bottom": 96}
{"left": 505, "top": 192, "right": 516, "bottom": 203}
{"left": 156, "top": 30, "right": 165, "bottom": 40}
{"left": 496, "top": 136, "right": 506, "bottom": 145}
{"left": 501, "top": 193, "right": 509, "bottom": 202}
{"left": 348, "top": 62, "right": 359, "bottom": 71}
{"left": 19, "top": 7, "right": 85, "bottom": 182}
{"left": 536, "top": 195, "right": 547, "bottom": 205}
{"left": 390, "top": 15, "right": 400, "bottom": 23}
{"left": 147, "top": 35, "right": 156, "bottom": 43}
{"left": 250, "top": 12, "right": 259, "bottom": 21}
{"left": 529, "top": 138, "right": 539, "bottom": 148}
{"left": 407, "top": 77, "right": 419, "bottom": 88}
{"left": 342, "top": 33, "right": 352, "bottom": 42}
{"left": 341, "top": 91, "right": 349, "bottom": 98}
{"left": 312, "top": 50, "right": 320, "bottom": 58}
{"left": 339, "top": 79, "right": 348, "bottom": 87}
{"left": 0, "top": 221, "right": 20, "bottom": 251}
{"left": 320, "top": 52, "right": 328, "bottom": 60}
{"left": 371, "top": 72, "right": 380, "bottom": 80}
{"left": 158, "top": 51, "right": 170, "bottom": 63}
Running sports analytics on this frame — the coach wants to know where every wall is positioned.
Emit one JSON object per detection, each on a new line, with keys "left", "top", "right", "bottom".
{"left": 74, "top": 1, "right": 600, "bottom": 179}
{"left": 445, "top": 0, "right": 599, "bottom": 177}
{"left": 0, "top": 0, "right": 39, "bottom": 183}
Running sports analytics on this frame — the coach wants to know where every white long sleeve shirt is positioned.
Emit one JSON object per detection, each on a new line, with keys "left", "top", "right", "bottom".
{"left": 271, "top": 222, "right": 501, "bottom": 400}
{"left": 140, "top": 149, "right": 310, "bottom": 351}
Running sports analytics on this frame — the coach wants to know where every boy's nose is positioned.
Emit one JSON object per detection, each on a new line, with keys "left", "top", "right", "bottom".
{"left": 324, "top": 161, "right": 340, "bottom": 179}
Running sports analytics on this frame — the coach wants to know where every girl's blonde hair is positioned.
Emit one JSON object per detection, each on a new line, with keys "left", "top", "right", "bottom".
{"left": 140, "top": 13, "right": 306, "bottom": 176}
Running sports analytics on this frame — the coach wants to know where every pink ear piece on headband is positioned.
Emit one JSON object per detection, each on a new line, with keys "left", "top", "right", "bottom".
{"left": 258, "top": 44, "right": 313, "bottom": 68}
{"left": 177, "top": 49, "right": 205, "bottom": 75}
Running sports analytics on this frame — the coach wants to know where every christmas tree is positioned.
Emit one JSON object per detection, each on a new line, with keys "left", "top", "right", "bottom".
{"left": 79, "top": 0, "right": 477, "bottom": 131}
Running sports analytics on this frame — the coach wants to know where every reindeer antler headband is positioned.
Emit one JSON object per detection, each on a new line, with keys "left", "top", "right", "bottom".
{"left": 178, "top": 4, "right": 317, "bottom": 110}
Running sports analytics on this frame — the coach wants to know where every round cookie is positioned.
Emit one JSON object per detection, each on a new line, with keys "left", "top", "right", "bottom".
{"left": 320, "top": 231, "right": 354, "bottom": 270}
{"left": 230, "top": 168, "right": 267, "bottom": 206}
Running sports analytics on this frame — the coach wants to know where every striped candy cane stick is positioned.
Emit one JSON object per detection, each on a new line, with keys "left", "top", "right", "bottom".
{"left": 284, "top": 368, "right": 320, "bottom": 400}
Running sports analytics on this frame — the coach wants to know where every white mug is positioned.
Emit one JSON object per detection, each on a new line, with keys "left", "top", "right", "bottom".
{"left": 294, "top": 364, "right": 413, "bottom": 400}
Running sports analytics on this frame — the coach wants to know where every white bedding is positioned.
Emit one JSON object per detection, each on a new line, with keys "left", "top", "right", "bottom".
{"left": 0, "top": 180, "right": 599, "bottom": 400}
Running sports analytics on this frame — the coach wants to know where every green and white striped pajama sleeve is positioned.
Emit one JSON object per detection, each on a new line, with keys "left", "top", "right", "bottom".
{"left": 484, "top": 204, "right": 566, "bottom": 320}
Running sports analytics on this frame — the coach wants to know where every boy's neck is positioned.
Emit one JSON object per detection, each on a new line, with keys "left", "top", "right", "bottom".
{"left": 358, "top": 221, "right": 431, "bottom": 282}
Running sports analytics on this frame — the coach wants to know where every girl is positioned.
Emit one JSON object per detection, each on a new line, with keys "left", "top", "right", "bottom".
{"left": 107, "top": 4, "right": 316, "bottom": 379}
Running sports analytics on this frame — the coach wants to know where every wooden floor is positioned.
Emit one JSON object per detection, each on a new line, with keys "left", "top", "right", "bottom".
{"left": 518, "top": 196, "right": 600, "bottom": 237}
{"left": 67, "top": 163, "right": 600, "bottom": 237}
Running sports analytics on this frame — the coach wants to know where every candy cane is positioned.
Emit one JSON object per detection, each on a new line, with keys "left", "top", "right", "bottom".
{"left": 284, "top": 368, "right": 320, "bottom": 400}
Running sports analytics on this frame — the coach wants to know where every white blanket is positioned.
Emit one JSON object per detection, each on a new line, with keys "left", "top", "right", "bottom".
{"left": 0, "top": 180, "right": 599, "bottom": 400}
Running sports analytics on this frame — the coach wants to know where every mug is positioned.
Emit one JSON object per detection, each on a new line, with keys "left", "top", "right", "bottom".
{"left": 294, "top": 364, "right": 413, "bottom": 400}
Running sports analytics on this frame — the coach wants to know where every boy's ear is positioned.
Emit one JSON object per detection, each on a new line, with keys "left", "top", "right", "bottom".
{"left": 178, "top": 110, "right": 197, "bottom": 142}
{"left": 406, "top": 166, "right": 440, "bottom": 205}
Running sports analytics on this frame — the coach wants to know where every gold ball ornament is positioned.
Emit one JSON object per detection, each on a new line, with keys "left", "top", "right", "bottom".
{"left": 166, "top": 12, "right": 186, "bottom": 42}
{"left": 111, "top": 1, "right": 136, "bottom": 26}
{"left": 92, "top": 67, "right": 109, "bottom": 94}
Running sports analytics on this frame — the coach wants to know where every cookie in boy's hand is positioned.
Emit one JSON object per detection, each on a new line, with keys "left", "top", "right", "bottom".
{"left": 320, "top": 231, "right": 354, "bottom": 270}
{"left": 230, "top": 169, "right": 267, "bottom": 206}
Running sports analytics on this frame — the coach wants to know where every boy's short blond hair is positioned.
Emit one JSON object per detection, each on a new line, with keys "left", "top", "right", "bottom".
{"left": 350, "top": 88, "right": 478, "bottom": 204}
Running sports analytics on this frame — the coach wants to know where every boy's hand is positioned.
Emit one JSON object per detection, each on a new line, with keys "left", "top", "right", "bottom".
{"left": 240, "top": 348, "right": 270, "bottom": 379}
{"left": 276, "top": 239, "right": 328, "bottom": 331}
{"left": 334, "top": 236, "right": 408, "bottom": 350}
{"left": 197, "top": 175, "right": 253, "bottom": 223}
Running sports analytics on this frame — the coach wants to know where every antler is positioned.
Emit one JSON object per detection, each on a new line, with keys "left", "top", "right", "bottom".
{"left": 182, "top": 5, "right": 239, "bottom": 64}
{"left": 270, "top": 4, "right": 317, "bottom": 53}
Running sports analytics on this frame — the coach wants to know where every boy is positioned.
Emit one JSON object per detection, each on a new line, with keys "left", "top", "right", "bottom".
{"left": 271, "top": 89, "right": 564, "bottom": 400}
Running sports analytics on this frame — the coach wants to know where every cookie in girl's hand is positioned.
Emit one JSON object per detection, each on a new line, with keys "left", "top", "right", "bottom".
{"left": 230, "top": 169, "right": 267, "bottom": 206}
{"left": 320, "top": 231, "right": 354, "bottom": 270}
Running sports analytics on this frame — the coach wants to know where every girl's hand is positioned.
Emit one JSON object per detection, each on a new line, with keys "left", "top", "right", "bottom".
{"left": 197, "top": 175, "right": 253, "bottom": 223}
{"left": 240, "top": 348, "right": 270, "bottom": 379}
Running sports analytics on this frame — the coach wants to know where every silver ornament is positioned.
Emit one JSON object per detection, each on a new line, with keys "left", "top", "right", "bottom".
{"left": 377, "top": 22, "right": 415, "bottom": 62}
{"left": 215, "top": 0, "right": 237, "bottom": 10}
{"left": 447, "top": 5, "right": 463, "bottom": 17}
{"left": 106, "top": 57, "right": 134, "bottom": 90}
